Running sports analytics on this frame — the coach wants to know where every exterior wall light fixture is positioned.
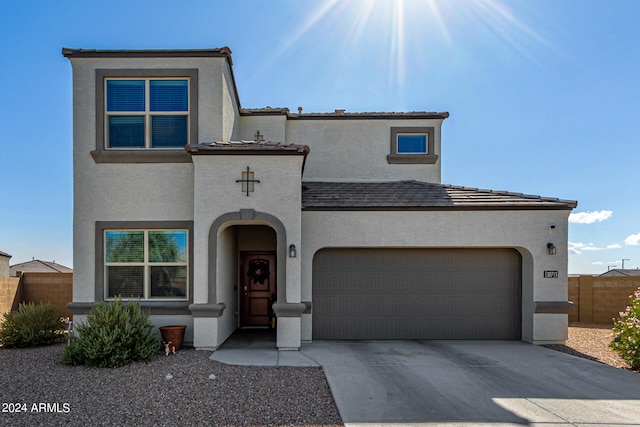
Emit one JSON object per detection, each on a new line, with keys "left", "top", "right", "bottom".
{"left": 547, "top": 243, "right": 556, "bottom": 255}
{"left": 289, "top": 244, "right": 297, "bottom": 258}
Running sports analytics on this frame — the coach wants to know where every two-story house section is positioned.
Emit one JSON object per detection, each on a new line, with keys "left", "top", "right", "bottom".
{"left": 63, "top": 47, "right": 576, "bottom": 350}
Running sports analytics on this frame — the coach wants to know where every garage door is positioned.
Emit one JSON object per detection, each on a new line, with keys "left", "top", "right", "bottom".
{"left": 312, "top": 248, "right": 521, "bottom": 340}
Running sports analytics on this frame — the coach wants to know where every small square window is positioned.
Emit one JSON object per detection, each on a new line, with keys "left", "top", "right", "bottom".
{"left": 388, "top": 126, "right": 438, "bottom": 164}
{"left": 397, "top": 133, "right": 427, "bottom": 154}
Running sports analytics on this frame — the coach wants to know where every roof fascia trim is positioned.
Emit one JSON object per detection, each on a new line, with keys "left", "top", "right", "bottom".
{"left": 62, "top": 47, "right": 233, "bottom": 60}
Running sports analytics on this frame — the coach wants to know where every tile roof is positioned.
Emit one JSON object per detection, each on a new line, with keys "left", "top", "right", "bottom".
{"left": 599, "top": 269, "right": 640, "bottom": 277}
{"left": 240, "top": 107, "right": 449, "bottom": 120}
{"left": 62, "top": 47, "right": 233, "bottom": 62}
{"left": 0, "top": 251, "right": 11, "bottom": 258}
{"left": 186, "top": 141, "right": 310, "bottom": 155}
{"left": 301, "top": 181, "right": 577, "bottom": 211}
{"left": 10, "top": 260, "right": 73, "bottom": 275}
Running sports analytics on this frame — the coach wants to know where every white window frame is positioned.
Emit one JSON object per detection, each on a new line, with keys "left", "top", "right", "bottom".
{"left": 396, "top": 132, "right": 429, "bottom": 154}
{"left": 104, "top": 229, "right": 189, "bottom": 301}
{"left": 104, "top": 78, "right": 190, "bottom": 150}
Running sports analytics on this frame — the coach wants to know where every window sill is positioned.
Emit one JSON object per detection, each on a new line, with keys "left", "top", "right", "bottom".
{"left": 387, "top": 154, "right": 439, "bottom": 164}
{"left": 91, "top": 150, "right": 192, "bottom": 163}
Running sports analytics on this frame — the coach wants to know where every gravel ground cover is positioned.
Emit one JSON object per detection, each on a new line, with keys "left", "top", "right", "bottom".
{"left": 0, "top": 344, "right": 343, "bottom": 427}
{"left": 2, "top": 323, "right": 636, "bottom": 426}
{"left": 544, "top": 322, "right": 636, "bottom": 373}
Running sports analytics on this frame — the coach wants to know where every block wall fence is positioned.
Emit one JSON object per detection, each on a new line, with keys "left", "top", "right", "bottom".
{"left": 569, "top": 275, "right": 640, "bottom": 324}
{"left": 0, "top": 273, "right": 72, "bottom": 319}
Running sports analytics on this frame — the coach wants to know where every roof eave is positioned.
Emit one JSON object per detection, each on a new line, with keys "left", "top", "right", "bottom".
{"left": 62, "top": 47, "right": 233, "bottom": 61}
{"left": 301, "top": 205, "right": 577, "bottom": 211}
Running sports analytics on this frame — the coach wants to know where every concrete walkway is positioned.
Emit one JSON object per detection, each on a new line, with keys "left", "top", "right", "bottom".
{"left": 211, "top": 333, "right": 640, "bottom": 426}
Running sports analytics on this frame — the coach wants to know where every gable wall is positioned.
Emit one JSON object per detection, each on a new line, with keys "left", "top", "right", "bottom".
{"left": 286, "top": 118, "right": 443, "bottom": 182}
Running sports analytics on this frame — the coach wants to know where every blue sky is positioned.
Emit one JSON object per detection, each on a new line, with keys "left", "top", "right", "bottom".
{"left": 0, "top": 0, "right": 638, "bottom": 274}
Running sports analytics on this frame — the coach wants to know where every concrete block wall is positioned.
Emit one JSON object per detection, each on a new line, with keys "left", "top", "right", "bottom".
{"left": 21, "top": 273, "right": 73, "bottom": 319}
{"left": 0, "top": 273, "right": 72, "bottom": 319}
{"left": 0, "top": 276, "right": 22, "bottom": 316}
{"left": 569, "top": 275, "right": 640, "bottom": 324}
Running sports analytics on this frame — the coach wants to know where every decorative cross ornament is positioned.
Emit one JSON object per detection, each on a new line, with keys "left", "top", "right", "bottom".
{"left": 236, "top": 166, "right": 260, "bottom": 196}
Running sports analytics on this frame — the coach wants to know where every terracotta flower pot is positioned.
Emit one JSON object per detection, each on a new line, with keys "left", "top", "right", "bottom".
{"left": 159, "top": 325, "right": 187, "bottom": 351}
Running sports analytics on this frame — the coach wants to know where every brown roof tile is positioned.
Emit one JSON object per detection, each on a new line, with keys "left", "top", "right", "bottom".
{"left": 301, "top": 181, "right": 577, "bottom": 211}
{"left": 10, "top": 260, "right": 73, "bottom": 275}
{"left": 240, "top": 108, "right": 449, "bottom": 120}
{"left": 186, "top": 141, "right": 310, "bottom": 155}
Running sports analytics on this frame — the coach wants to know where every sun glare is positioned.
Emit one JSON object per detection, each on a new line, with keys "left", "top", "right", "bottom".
{"left": 252, "top": 0, "right": 556, "bottom": 100}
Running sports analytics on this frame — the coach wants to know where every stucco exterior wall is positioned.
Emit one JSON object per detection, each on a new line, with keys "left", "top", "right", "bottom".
{"left": 238, "top": 115, "right": 287, "bottom": 142}
{"left": 301, "top": 209, "right": 571, "bottom": 343}
{"left": 73, "top": 163, "right": 194, "bottom": 302}
{"left": 221, "top": 68, "right": 239, "bottom": 142}
{"left": 192, "top": 154, "right": 303, "bottom": 301}
{"left": 68, "top": 55, "right": 234, "bottom": 302}
{"left": 286, "top": 118, "right": 443, "bottom": 182}
{"left": 0, "top": 256, "right": 10, "bottom": 277}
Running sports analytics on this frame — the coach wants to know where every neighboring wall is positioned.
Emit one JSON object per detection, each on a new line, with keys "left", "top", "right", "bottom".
{"left": 0, "top": 276, "right": 21, "bottom": 315}
{"left": 0, "top": 273, "right": 72, "bottom": 319}
{"left": 569, "top": 275, "right": 640, "bottom": 324}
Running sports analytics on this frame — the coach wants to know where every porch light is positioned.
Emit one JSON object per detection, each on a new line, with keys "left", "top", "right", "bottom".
{"left": 547, "top": 243, "right": 556, "bottom": 255}
{"left": 289, "top": 244, "right": 297, "bottom": 258}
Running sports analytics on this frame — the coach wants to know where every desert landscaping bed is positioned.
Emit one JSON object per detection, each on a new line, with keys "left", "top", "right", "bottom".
{"left": 0, "top": 344, "right": 343, "bottom": 427}
{"left": 544, "top": 322, "right": 635, "bottom": 372}
{"left": 0, "top": 323, "right": 636, "bottom": 426}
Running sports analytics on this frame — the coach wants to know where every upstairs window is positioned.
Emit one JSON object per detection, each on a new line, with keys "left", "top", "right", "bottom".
{"left": 387, "top": 126, "right": 438, "bottom": 164}
{"left": 105, "top": 78, "right": 189, "bottom": 149}
{"left": 104, "top": 229, "right": 188, "bottom": 300}
{"left": 397, "top": 133, "right": 427, "bottom": 154}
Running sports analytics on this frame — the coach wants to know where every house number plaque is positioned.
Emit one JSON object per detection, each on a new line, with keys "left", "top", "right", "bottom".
{"left": 544, "top": 270, "right": 559, "bottom": 278}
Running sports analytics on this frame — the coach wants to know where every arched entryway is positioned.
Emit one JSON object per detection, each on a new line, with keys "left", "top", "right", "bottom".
{"left": 205, "top": 209, "right": 289, "bottom": 346}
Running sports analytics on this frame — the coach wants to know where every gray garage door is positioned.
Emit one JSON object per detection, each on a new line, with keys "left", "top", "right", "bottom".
{"left": 312, "top": 248, "right": 521, "bottom": 340}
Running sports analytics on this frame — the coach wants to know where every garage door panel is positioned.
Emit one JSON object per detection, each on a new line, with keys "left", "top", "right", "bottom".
{"left": 312, "top": 248, "right": 521, "bottom": 340}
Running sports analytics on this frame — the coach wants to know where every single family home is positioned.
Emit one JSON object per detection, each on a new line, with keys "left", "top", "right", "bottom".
{"left": 62, "top": 47, "right": 576, "bottom": 350}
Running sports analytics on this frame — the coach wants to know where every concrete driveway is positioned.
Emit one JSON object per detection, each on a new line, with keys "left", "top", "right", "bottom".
{"left": 212, "top": 336, "right": 640, "bottom": 425}
{"left": 301, "top": 340, "right": 640, "bottom": 426}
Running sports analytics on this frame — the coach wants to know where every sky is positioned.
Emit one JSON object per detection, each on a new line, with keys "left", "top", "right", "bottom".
{"left": 0, "top": 0, "right": 638, "bottom": 274}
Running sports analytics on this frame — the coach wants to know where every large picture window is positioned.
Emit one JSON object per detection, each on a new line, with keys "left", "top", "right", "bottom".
{"left": 106, "top": 78, "right": 189, "bottom": 149}
{"left": 104, "top": 229, "right": 188, "bottom": 300}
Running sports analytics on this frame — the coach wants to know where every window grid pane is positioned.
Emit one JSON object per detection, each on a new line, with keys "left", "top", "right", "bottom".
{"left": 151, "top": 266, "right": 187, "bottom": 297}
{"left": 105, "top": 231, "right": 144, "bottom": 262}
{"left": 149, "top": 231, "right": 188, "bottom": 263}
{"left": 150, "top": 80, "right": 188, "bottom": 111}
{"left": 151, "top": 116, "right": 187, "bottom": 148}
{"left": 107, "top": 266, "right": 144, "bottom": 298}
{"left": 108, "top": 116, "right": 145, "bottom": 148}
{"left": 106, "top": 80, "right": 145, "bottom": 112}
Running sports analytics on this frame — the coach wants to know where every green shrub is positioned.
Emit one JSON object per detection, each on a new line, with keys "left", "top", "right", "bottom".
{"left": 0, "top": 302, "right": 65, "bottom": 348}
{"left": 61, "top": 298, "right": 160, "bottom": 368}
{"left": 611, "top": 288, "right": 640, "bottom": 370}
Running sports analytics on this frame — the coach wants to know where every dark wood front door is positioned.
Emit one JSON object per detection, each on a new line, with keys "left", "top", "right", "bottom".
{"left": 240, "top": 252, "right": 276, "bottom": 327}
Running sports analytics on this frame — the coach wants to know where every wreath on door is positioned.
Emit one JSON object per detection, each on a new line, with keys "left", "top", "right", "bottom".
{"left": 247, "top": 259, "right": 270, "bottom": 284}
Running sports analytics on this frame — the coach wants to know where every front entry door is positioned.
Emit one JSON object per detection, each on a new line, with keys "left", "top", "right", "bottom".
{"left": 240, "top": 252, "right": 276, "bottom": 327}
